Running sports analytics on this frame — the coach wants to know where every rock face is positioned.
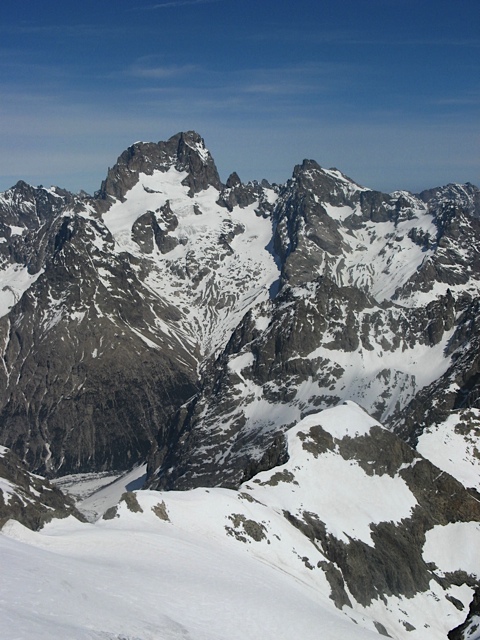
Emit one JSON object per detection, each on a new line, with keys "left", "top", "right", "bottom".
{"left": 0, "top": 445, "right": 83, "bottom": 530}
{"left": 0, "top": 180, "right": 199, "bottom": 476}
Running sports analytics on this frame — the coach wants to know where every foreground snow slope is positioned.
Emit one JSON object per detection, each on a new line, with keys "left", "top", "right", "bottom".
{"left": 1, "top": 514, "right": 379, "bottom": 640}
{"left": 1, "top": 403, "right": 479, "bottom": 640}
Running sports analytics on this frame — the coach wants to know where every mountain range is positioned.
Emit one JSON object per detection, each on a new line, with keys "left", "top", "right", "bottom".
{"left": 0, "top": 131, "right": 479, "bottom": 640}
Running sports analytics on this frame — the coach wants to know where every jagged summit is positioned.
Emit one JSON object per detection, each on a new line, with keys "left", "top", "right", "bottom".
{"left": 96, "top": 130, "right": 223, "bottom": 207}
{"left": 291, "top": 159, "right": 368, "bottom": 202}
{"left": 418, "top": 181, "right": 480, "bottom": 217}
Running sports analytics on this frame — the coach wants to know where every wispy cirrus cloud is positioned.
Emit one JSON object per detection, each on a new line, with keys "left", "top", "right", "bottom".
{"left": 433, "top": 91, "right": 480, "bottom": 106}
{"left": 151, "top": 0, "right": 222, "bottom": 8}
{"left": 245, "top": 27, "right": 480, "bottom": 49}
{"left": 236, "top": 61, "right": 366, "bottom": 97}
{"left": 0, "top": 23, "right": 131, "bottom": 39}
{"left": 128, "top": 62, "right": 199, "bottom": 79}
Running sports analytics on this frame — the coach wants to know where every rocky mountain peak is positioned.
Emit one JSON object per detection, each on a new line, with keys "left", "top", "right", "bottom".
{"left": 95, "top": 130, "right": 223, "bottom": 208}
{"left": 290, "top": 159, "right": 366, "bottom": 207}
{"left": 0, "top": 181, "right": 76, "bottom": 231}
{"left": 419, "top": 182, "right": 480, "bottom": 218}
{"left": 225, "top": 171, "right": 242, "bottom": 188}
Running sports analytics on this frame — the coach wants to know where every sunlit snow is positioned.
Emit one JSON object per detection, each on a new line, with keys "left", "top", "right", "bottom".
{"left": 0, "top": 264, "right": 44, "bottom": 319}
{"left": 102, "top": 167, "right": 279, "bottom": 358}
{"left": 1, "top": 403, "right": 477, "bottom": 640}
{"left": 417, "top": 411, "right": 480, "bottom": 492}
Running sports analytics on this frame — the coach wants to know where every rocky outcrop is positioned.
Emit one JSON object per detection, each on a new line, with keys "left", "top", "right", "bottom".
{"left": 0, "top": 446, "right": 83, "bottom": 530}
{"left": 419, "top": 182, "right": 480, "bottom": 218}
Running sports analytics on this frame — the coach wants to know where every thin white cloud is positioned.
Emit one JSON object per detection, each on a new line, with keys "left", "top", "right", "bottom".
{"left": 245, "top": 27, "right": 480, "bottom": 49}
{"left": 125, "top": 59, "right": 351, "bottom": 96}
{"left": 151, "top": 0, "right": 221, "bottom": 8}
{"left": 128, "top": 63, "right": 199, "bottom": 79}
{"left": 0, "top": 23, "right": 129, "bottom": 38}
{"left": 235, "top": 61, "right": 364, "bottom": 97}
{"left": 433, "top": 92, "right": 480, "bottom": 106}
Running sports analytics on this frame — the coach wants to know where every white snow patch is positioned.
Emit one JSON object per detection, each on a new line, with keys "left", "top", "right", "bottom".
{"left": 423, "top": 521, "right": 480, "bottom": 578}
{"left": 321, "top": 168, "right": 370, "bottom": 193}
{"left": 254, "top": 313, "right": 270, "bottom": 331}
{"left": 298, "top": 400, "right": 381, "bottom": 439}
{"left": 0, "top": 264, "right": 44, "bottom": 319}
{"left": 417, "top": 411, "right": 480, "bottom": 491}
{"left": 228, "top": 352, "right": 254, "bottom": 377}
{"left": 247, "top": 404, "right": 418, "bottom": 545}
{"left": 0, "top": 478, "right": 16, "bottom": 504}
{"left": 323, "top": 203, "right": 357, "bottom": 221}
{"left": 188, "top": 138, "right": 210, "bottom": 163}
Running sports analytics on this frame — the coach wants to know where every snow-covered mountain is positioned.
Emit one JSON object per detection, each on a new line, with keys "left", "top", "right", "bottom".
{"left": 1, "top": 131, "right": 480, "bottom": 639}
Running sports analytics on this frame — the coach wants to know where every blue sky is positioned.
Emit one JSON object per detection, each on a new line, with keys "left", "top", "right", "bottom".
{"left": 1, "top": 0, "right": 478, "bottom": 194}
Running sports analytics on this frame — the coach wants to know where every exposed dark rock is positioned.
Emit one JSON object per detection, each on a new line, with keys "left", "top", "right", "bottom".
{"left": 152, "top": 500, "right": 169, "bottom": 521}
{"left": 318, "top": 560, "right": 353, "bottom": 608}
{"left": 225, "top": 513, "right": 267, "bottom": 543}
{"left": 280, "top": 421, "right": 480, "bottom": 610}
{"left": 95, "top": 131, "right": 223, "bottom": 207}
{"left": 419, "top": 182, "right": 480, "bottom": 218}
{"left": 121, "top": 491, "right": 144, "bottom": 513}
{"left": 0, "top": 447, "right": 84, "bottom": 530}
{"left": 448, "top": 587, "right": 480, "bottom": 640}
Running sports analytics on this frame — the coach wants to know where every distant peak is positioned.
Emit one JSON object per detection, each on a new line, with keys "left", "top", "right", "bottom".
{"left": 226, "top": 172, "right": 242, "bottom": 188}
{"left": 96, "top": 131, "right": 222, "bottom": 205}
{"left": 289, "top": 159, "right": 368, "bottom": 203}
{"left": 293, "top": 159, "right": 322, "bottom": 177}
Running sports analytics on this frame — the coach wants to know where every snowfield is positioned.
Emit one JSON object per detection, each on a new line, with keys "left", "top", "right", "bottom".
{"left": 102, "top": 168, "right": 279, "bottom": 358}
{"left": 1, "top": 403, "right": 478, "bottom": 640}
{"left": 417, "top": 410, "right": 480, "bottom": 492}
{"left": 1, "top": 505, "right": 379, "bottom": 640}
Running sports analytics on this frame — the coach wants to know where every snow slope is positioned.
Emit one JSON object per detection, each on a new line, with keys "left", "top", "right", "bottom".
{"left": 417, "top": 409, "right": 480, "bottom": 492}
{"left": 0, "top": 510, "right": 379, "bottom": 640}
{"left": 102, "top": 168, "right": 279, "bottom": 358}
{"left": 1, "top": 403, "right": 477, "bottom": 640}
